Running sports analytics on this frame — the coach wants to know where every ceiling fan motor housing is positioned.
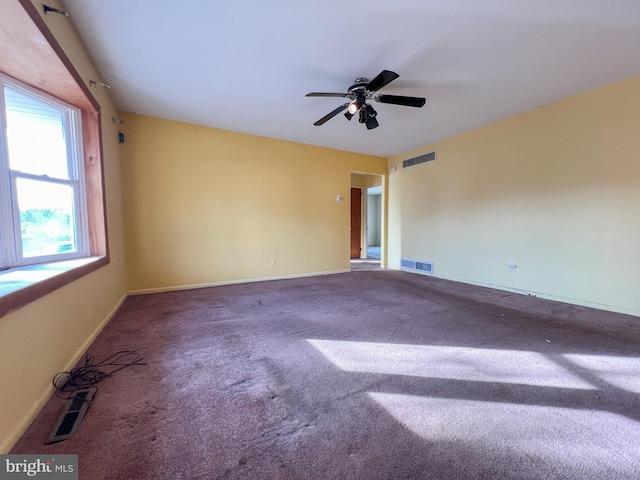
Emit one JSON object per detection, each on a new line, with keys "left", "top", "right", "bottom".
{"left": 348, "top": 78, "right": 370, "bottom": 94}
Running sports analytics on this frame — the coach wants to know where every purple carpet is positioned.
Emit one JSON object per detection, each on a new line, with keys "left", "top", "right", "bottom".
{"left": 11, "top": 268, "right": 640, "bottom": 479}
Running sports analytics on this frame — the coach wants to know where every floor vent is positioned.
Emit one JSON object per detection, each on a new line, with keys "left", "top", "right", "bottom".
{"left": 46, "top": 387, "right": 97, "bottom": 444}
{"left": 401, "top": 259, "right": 434, "bottom": 274}
{"left": 402, "top": 151, "right": 436, "bottom": 169}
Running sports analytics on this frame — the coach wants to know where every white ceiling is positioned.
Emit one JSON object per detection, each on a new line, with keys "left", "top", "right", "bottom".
{"left": 62, "top": 0, "right": 640, "bottom": 158}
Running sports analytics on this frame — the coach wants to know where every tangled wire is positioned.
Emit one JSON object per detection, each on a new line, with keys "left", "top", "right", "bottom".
{"left": 52, "top": 348, "right": 148, "bottom": 398}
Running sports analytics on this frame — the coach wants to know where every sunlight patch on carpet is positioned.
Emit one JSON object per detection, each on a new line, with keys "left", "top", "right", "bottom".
{"left": 368, "top": 392, "right": 640, "bottom": 476}
{"left": 563, "top": 354, "right": 640, "bottom": 394}
{"left": 308, "top": 339, "right": 596, "bottom": 390}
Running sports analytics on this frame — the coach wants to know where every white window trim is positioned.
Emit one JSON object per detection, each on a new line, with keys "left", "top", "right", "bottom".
{"left": 0, "top": 72, "right": 90, "bottom": 270}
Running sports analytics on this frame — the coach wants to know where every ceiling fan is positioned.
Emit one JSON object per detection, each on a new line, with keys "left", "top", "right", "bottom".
{"left": 306, "top": 70, "right": 426, "bottom": 130}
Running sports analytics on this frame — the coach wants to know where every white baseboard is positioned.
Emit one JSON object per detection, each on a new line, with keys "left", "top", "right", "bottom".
{"left": 391, "top": 266, "right": 640, "bottom": 318}
{"left": 128, "top": 269, "right": 350, "bottom": 296}
{"left": 0, "top": 292, "right": 128, "bottom": 454}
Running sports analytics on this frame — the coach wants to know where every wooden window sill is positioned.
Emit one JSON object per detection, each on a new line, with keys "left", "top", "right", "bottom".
{"left": 0, "top": 256, "right": 108, "bottom": 318}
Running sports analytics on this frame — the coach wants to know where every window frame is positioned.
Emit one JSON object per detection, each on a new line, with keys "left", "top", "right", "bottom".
{"left": 0, "top": 0, "right": 110, "bottom": 318}
{"left": 0, "top": 73, "right": 91, "bottom": 268}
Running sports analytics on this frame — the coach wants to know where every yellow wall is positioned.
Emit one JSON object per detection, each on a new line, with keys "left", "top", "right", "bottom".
{"left": 351, "top": 173, "right": 382, "bottom": 188}
{"left": 0, "top": 0, "right": 128, "bottom": 453}
{"left": 120, "top": 114, "right": 386, "bottom": 292}
{"left": 388, "top": 75, "right": 640, "bottom": 316}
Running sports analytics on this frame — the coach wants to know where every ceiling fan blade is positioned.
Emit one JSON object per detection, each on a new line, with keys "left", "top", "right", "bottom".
{"left": 366, "top": 70, "right": 399, "bottom": 92}
{"left": 313, "top": 104, "right": 349, "bottom": 126}
{"left": 376, "top": 94, "right": 426, "bottom": 108}
{"left": 306, "top": 92, "right": 350, "bottom": 98}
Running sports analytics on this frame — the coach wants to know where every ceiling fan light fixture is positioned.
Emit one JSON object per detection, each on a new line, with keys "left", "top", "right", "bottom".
{"left": 347, "top": 101, "right": 360, "bottom": 115}
{"left": 367, "top": 105, "right": 377, "bottom": 118}
{"left": 360, "top": 104, "right": 378, "bottom": 129}
{"left": 358, "top": 108, "right": 367, "bottom": 123}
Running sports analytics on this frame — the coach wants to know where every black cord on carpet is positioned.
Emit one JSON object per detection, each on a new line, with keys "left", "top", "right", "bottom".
{"left": 52, "top": 348, "right": 148, "bottom": 399}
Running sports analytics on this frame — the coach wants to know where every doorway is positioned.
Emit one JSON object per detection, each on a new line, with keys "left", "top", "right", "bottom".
{"left": 350, "top": 173, "right": 383, "bottom": 269}
{"left": 350, "top": 188, "right": 362, "bottom": 259}
{"left": 365, "top": 185, "right": 382, "bottom": 260}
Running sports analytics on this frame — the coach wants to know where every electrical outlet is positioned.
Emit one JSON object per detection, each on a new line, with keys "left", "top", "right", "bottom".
{"left": 271, "top": 257, "right": 277, "bottom": 265}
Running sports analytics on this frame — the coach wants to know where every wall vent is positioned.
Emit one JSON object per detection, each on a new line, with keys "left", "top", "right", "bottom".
{"left": 415, "top": 261, "right": 434, "bottom": 273}
{"left": 402, "top": 151, "right": 436, "bottom": 169}
{"left": 401, "top": 259, "right": 416, "bottom": 269}
{"left": 401, "top": 259, "right": 434, "bottom": 274}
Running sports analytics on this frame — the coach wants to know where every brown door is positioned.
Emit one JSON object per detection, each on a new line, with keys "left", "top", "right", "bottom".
{"left": 350, "top": 188, "right": 362, "bottom": 259}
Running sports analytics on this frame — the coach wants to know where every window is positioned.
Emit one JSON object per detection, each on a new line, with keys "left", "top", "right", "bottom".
{"left": 0, "top": 0, "right": 108, "bottom": 317}
{"left": 0, "top": 73, "right": 89, "bottom": 270}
